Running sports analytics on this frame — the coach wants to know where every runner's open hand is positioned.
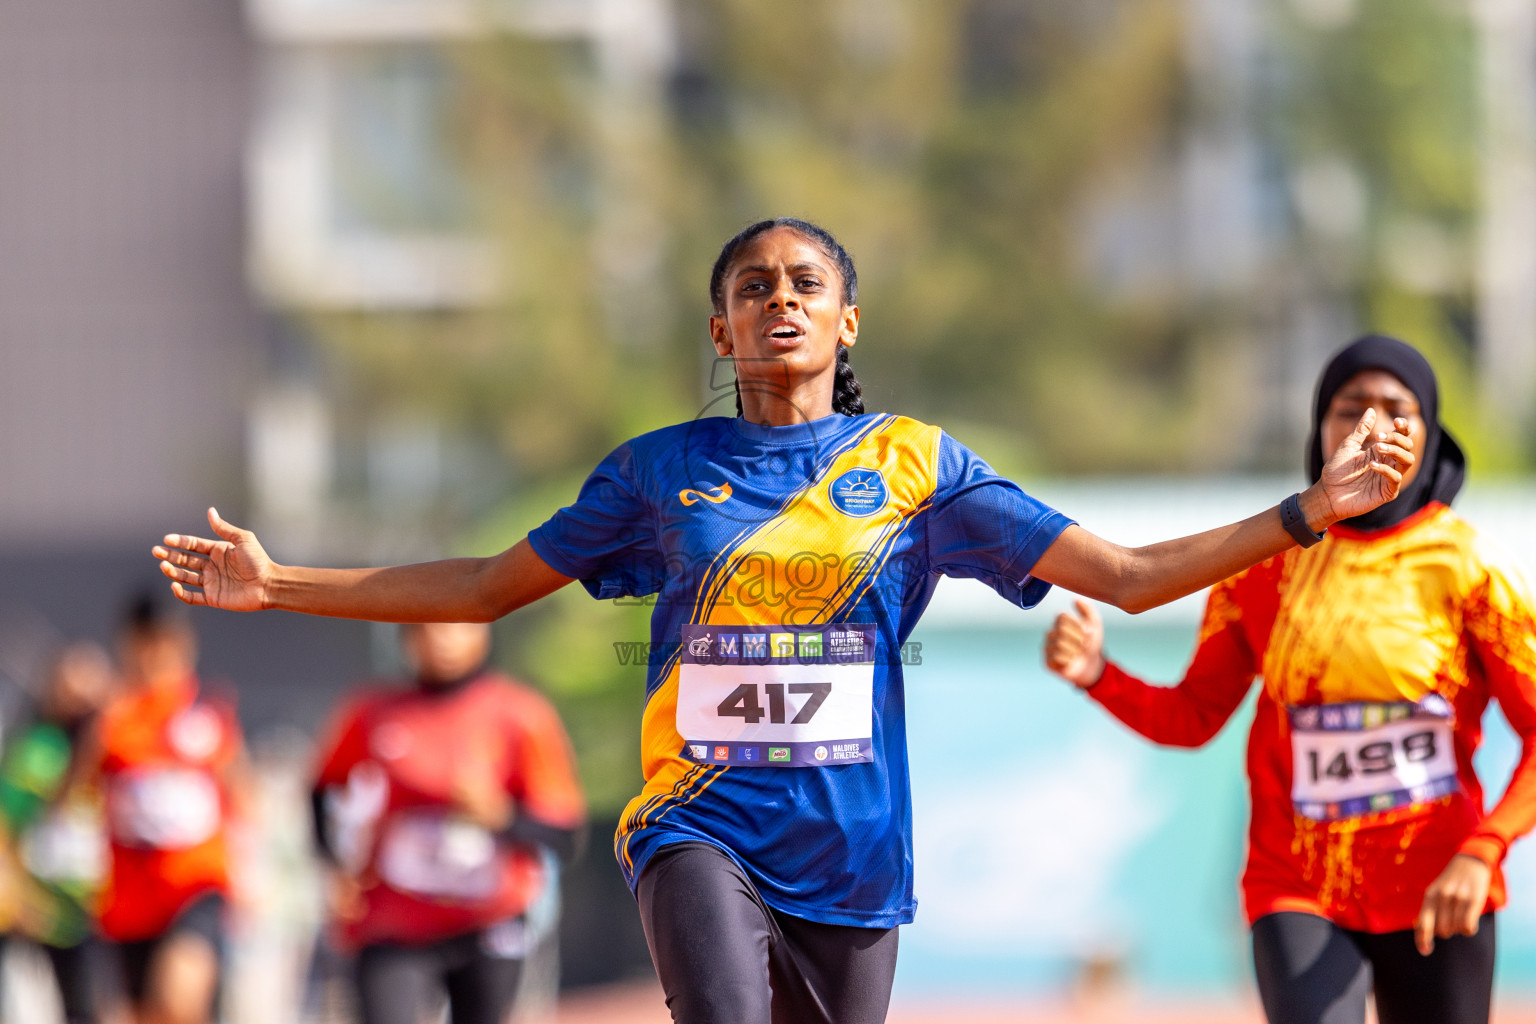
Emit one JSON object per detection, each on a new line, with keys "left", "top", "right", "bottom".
{"left": 1317, "top": 411, "right": 1415, "bottom": 523}
{"left": 1415, "top": 853, "right": 1491, "bottom": 956}
{"left": 1044, "top": 599, "right": 1106, "bottom": 689}
{"left": 152, "top": 508, "right": 273, "bottom": 611}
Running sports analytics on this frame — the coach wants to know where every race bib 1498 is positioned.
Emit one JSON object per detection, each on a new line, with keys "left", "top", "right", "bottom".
{"left": 677, "top": 624, "right": 875, "bottom": 768}
{"left": 1289, "top": 696, "right": 1460, "bottom": 822}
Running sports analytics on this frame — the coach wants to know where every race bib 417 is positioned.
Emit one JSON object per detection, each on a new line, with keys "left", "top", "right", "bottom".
{"left": 677, "top": 624, "right": 875, "bottom": 768}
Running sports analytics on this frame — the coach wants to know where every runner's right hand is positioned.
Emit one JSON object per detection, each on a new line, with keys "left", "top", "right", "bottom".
{"left": 1044, "top": 599, "right": 1106, "bottom": 689}
{"left": 152, "top": 507, "right": 273, "bottom": 611}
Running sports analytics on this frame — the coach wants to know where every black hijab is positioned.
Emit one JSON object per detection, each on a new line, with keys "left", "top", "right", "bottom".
{"left": 1305, "top": 334, "right": 1466, "bottom": 532}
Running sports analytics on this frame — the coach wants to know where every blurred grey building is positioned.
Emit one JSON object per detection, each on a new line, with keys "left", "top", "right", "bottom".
{"left": 0, "top": 0, "right": 368, "bottom": 733}
{"left": 0, "top": 0, "right": 255, "bottom": 549}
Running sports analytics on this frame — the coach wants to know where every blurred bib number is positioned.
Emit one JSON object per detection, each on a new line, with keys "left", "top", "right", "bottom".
{"left": 109, "top": 768, "right": 220, "bottom": 849}
{"left": 23, "top": 804, "right": 107, "bottom": 885}
{"left": 1289, "top": 696, "right": 1460, "bottom": 821}
{"left": 677, "top": 624, "right": 875, "bottom": 768}
{"left": 377, "top": 811, "right": 499, "bottom": 901}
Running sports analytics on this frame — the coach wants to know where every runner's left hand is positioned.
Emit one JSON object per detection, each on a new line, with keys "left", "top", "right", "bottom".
{"left": 1415, "top": 853, "right": 1491, "bottom": 956}
{"left": 1311, "top": 411, "right": 1416, "bottom": 526}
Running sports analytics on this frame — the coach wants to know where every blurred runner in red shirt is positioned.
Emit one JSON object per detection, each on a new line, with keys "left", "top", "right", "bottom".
{"left": 311, "top": 621, "right": 584, "bottom": 1024}
{"left": 84, "top": 594, "right": 246, "bottom": 1024}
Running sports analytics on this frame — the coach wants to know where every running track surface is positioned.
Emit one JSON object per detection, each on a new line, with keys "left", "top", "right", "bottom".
{"left": 553, "top": 982, "right": 1536, "bottom": 1023}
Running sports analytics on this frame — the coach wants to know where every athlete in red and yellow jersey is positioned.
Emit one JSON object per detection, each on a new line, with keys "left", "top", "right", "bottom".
{"left": 85, "top": 595, "right": 245, "bottom": 1024}
{"left": 1047, "top": 337, "right": 1536, "bottom": 1024}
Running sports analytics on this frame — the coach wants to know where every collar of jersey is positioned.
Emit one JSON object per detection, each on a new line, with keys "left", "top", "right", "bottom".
{"left": 1327, "top": 500, "right": 1448, "bottom": 542}
{"left": 728, "top": 411, "right": 864, "bottom": 447}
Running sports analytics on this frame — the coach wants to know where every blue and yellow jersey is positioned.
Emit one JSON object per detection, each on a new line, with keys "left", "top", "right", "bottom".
{"left": 529, "top": 412, "right": 1071, "bottom": 927}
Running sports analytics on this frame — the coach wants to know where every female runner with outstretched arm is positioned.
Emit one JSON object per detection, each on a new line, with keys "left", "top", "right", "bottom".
{"left": 153, "top": 219, "right": 1413, "bottom": 1024}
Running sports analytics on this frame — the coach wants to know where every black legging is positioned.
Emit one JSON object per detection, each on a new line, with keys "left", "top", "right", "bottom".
{"left": 45, "top": 939, "right": 106, "bottom": 1024}
{"left": 637, "top": 842, "right": 899, "bottom": 1024}
{"left": 354, "top": 921, "right": 526, "bottom": 1024}
{"left": 1252, "top": 911, "right": 1496, "bottom": 1024}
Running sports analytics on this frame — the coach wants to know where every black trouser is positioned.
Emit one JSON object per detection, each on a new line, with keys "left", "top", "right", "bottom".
{"left": 45, "top": 938, "right": 106, "bottom": 1024}
{"left": 354, "top": 918, "right": 527, "bottom": 1024}
{"left": 1252, "top": 911, "right": 1496, "bottom": 1024}
{"left": 636, "top": 841, "right": 899, "bottom": 1024}
{"left": 113, "top": 891, "right": 227, "bottom": 1006}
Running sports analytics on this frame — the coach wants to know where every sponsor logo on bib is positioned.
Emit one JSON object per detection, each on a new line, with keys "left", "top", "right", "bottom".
{"left": 828, "top": 469, "right": 887, "bottom": 517}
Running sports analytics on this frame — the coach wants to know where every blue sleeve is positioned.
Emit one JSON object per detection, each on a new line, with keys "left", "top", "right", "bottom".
{"left": 925, "top": 432, "right": 1074, "bottom": 609}
{"left": 527, "top": 442, "right": 666, "bottom": 600}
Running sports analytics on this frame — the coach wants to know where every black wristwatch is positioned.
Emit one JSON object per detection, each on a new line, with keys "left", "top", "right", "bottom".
{"left": 1280, "top": 492, "right": 1326, "bottom": 548}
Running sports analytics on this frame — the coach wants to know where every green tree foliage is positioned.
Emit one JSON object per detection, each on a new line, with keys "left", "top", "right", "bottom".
{"left": 1272, "top": 0, "right": 1494, "bottom": 464}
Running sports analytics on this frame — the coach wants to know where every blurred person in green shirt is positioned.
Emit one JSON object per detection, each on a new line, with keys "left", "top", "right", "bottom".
{"left": 0, "top": 641, "right": 114, "bottom": 1024}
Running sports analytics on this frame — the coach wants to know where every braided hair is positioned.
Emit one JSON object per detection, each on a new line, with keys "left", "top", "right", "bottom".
{"left": 708, "top": 218, "right": 866, "bottom": 418}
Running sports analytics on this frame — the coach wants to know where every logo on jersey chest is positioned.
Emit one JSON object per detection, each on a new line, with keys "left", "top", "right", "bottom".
{"left": 828, "top": 469, "right": 888, "bottom": 517}
{"left": 679, "top": 483, "right": 732, "bottom": 506}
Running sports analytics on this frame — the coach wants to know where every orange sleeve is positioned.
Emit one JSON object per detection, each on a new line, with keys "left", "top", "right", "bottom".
{"left": 1459, "top": 555, "right": 1536, "bottom": 866}
{"left": 1087, "top": 574, "right": 1262, "bottom": 748}
{"left": 506, "top": 689, "right": 585, "bottom": 829}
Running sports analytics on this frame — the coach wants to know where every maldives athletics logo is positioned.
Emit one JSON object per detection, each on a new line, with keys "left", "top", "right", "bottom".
{"left": 828, "top": 469, "right": 887, "bottom": 517}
